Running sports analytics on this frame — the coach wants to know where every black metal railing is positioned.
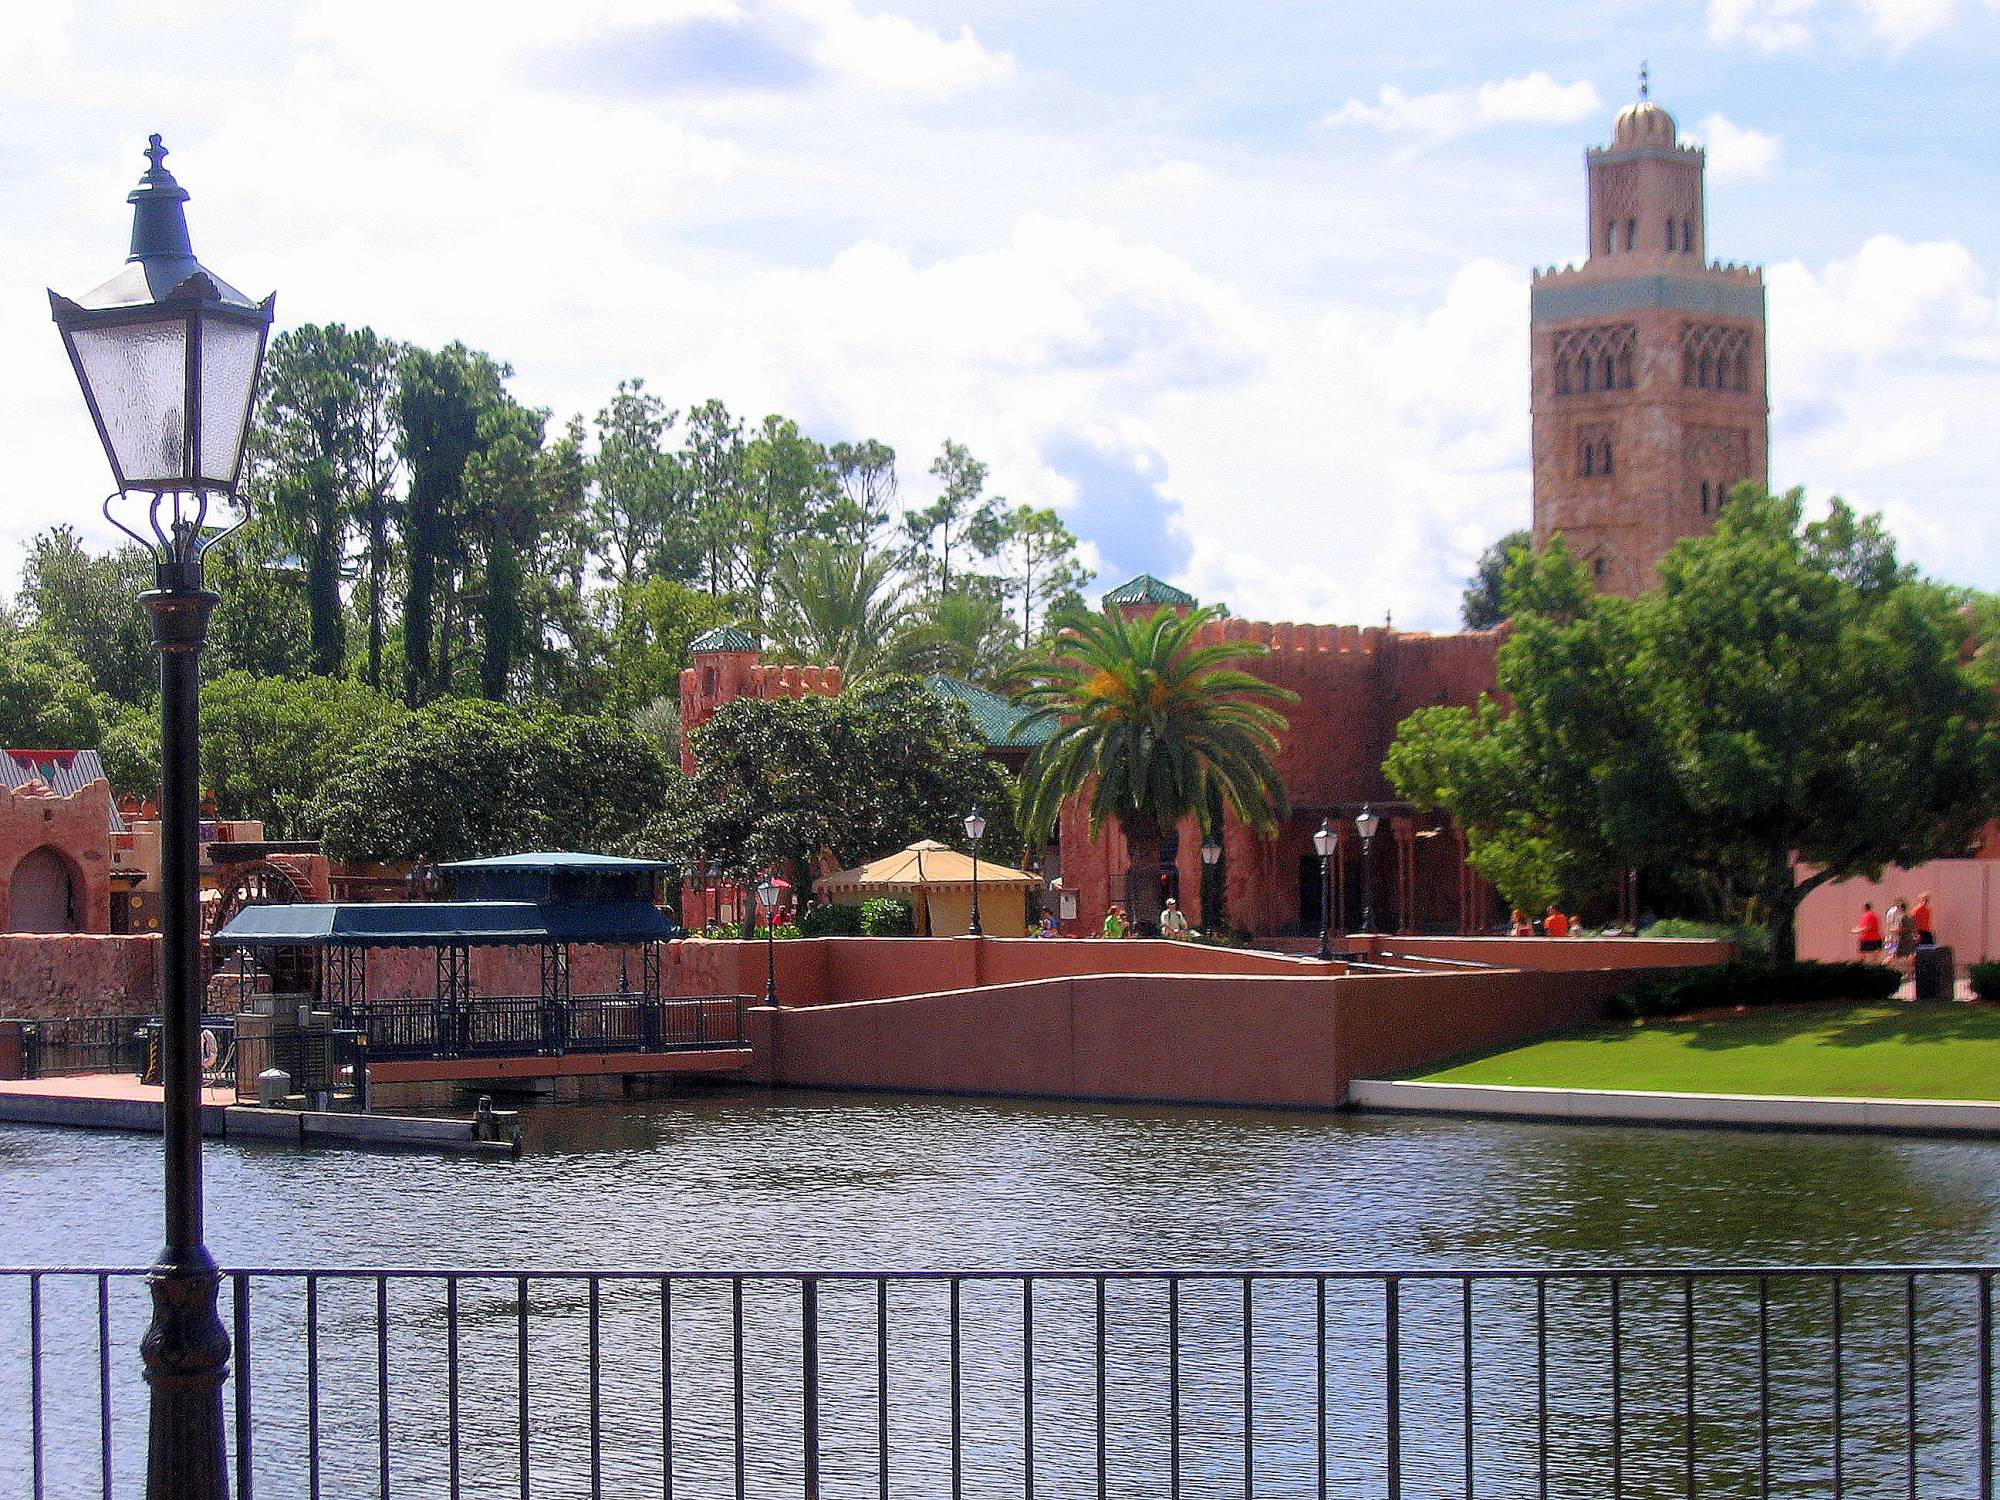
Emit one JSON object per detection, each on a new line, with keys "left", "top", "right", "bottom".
{"left": 332, "top": 995, "right": 749, "bottom": 1063}
{"left": 2, "top": 1265, "right": 1993, "bottom": 1498}
{"left": 9, "top": 1016, "right": 152, "bottom": 1080}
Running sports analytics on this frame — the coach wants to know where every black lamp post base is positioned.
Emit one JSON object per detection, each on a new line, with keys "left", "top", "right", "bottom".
{"left": 142, "top": 1255, "right": 231, "bottom": 1498}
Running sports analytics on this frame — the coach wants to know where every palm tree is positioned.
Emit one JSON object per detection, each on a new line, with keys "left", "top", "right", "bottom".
{"left": 892, "top": 587, "right": 1018, "bottom": 683}
{"left": 766, "top": 540, "right": 913, "bottom": 682}
{"left": 1011, "top": 603, "right": 1296, "bottom": 928}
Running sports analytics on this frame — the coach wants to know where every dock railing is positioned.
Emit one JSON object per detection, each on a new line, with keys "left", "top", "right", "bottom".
{"left": 2, "top": 1264, "right": 1993, "bottom": 1497}
{"left": 331, "top": 993, "right": 750, "bottom": 1063}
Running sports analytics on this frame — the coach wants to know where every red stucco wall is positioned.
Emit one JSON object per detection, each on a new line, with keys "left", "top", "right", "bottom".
{"left": 0, "top": 777, "right": 114, "bottom": 934}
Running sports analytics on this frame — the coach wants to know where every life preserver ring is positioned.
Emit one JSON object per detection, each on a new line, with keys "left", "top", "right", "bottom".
{"left": 199, "top": 1028, "right": 220, "bottom": 1072}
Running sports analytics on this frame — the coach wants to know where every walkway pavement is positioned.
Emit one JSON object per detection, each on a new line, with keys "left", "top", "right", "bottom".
{"left": 0, "top": 1074, "right": 232, "bottom": 1105}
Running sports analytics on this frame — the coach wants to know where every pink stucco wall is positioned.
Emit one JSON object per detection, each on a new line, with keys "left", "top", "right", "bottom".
{"left": 0, "top": 934, "right": 157, "bottom": 1017}
{"left": 0, "top": 777, "right": 113, "bottom": 934}
{"left": 1796, "top": 860, "right": 1998, "bottom": 964}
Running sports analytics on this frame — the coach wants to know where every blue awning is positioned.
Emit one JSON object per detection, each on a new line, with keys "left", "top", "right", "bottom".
{"left": 214, "top": 900, "right": 673, "bottom": 948}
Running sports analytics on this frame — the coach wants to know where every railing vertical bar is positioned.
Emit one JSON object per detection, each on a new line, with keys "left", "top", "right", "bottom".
{"left": 1684, "top": 1274, "right": 1696, "bottom": 1500}
{"left": 232, "top": 1274, "right": 251, "bottom": 1500}
{"left": 1023, "top": 1277, "right": 1035, "bottom": 1500}
{"left": 447, "top": 1277, "right": 461, "bottom": 1500}
{"left": 1316, "top": 1277, "right": 1327, "bottom": 1500}
{"left": 1831, "top": 1274, "right": 1844, "bottom": 1499}
{"left": 733, "top": 1277, "right": 746, "bottom": 1500}
{"left": 1243, "top": 1277, "right": 1254, "bottom": 1499}
{"left": 1386, "top": 1277, "right": 1401, "bottom": 1500}
{"left": 1536, "top": 1276, "right": 1548, "bottom": 1500}
{"left": 375, "top": 1273, "right": 389, "bottom": 1500}
{"left": 1980, "top": 1271, "right": 1993, "bottom": 1500}
{"left": 1096, "top": 1275, "right": 1108, "bottom": 1500}
{"left": 803, "top": 1277, "right": 820, "bottom": 1500}
{"left": 1758, "top": 1275, "right": 1770, "bottom": 1500}
{"left": 662, "top": 1278, "right": 674, "bottom": 1500}
{"left": 1462, "top": 1276, "right": 1474, "bottom": 1497}
{"left": 28, "top": 1272, "right": 42, "bottom": 1500}
{"left": 1904, "top": 1274, "right": 1917, "bottom": 1500}
{"left": 1610, "top": 1275, "right": 1623, "bottom": 1500}
{"left": 1169, "top": 1276, "right": 1181, "bottom": 1500}
{"left": 589, "top": 1278, "right": 603, "bottom": 1500}
{"left": 876, "top": 1279, "right": 889, "bottom": 1500}
{"left": 306, "top": 1275, "right": 321, "bottom": 1500}
{"left": 517, "top": 1276, "right": 531, "bottom": 1500}
{"left": 950, "top": 1276, "right": 962, "bottom": 1500}
{"left": 99, "top": 1272, "right": 114, "bottom": 1500}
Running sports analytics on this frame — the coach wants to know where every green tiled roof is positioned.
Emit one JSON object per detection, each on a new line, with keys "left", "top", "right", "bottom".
{"left": 1101, "top": 573, "right": 1197, "bottom": 608}
{"left": 925, "top": 674, "right": 1054, "bottom": 749}
{"left": 688, "top": 625, "right": 762, "bottom": 656}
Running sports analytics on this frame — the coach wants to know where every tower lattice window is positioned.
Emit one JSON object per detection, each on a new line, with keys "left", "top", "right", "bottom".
{"left": 1681, "top": 324, "right": 1753, "bottom": 392}
{"left": 1552, "top": 325, "right": 1637, "bottom": 398}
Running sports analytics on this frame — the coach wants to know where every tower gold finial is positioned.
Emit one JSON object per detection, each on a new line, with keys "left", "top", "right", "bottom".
{"left": 1639, "top": 60, "right": 1650, "bottom": 100}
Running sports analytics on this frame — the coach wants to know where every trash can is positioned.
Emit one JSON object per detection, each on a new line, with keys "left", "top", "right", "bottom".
{"left": 1914, "top": 945, "right": 1954, "bottom": 1001}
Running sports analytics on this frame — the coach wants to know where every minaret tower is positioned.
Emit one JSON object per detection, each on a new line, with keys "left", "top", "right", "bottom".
{"left": 1529, "top": 71, "right": 1769, "bottom": 594}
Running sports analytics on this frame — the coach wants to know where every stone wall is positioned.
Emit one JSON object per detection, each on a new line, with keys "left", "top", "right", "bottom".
{"left": 0, "top": 933, "right": 158, "bottom": 1018}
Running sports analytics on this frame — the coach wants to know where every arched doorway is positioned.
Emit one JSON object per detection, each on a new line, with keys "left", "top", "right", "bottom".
{"left": 9, "top": 846, "right": 78, "bottom": 932}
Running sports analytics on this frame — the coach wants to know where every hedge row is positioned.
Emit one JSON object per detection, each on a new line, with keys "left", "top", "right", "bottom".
{"left": 1608, "top": 959, "right": 1901, "bottom": 1019}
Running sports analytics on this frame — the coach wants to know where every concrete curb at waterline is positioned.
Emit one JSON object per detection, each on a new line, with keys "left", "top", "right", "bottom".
{"left": 0, "top": 1092, "right": 520, "bottom": 1158}
{"left": 1347, "top": 1079, "right": 2000, "bottom": 1138}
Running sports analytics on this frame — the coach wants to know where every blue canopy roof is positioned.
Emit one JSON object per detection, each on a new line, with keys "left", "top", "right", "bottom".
{"left": 213, "top": 900, "right": 673, "bottom": 948}
{"left": 438, "top": 852, "right": 671, "bottom": 875}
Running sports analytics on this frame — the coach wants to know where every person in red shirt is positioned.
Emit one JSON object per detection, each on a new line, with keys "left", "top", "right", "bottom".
{"left": 1543, "top": 905, "right": 1570, "bottom": 938}
{"left": 1912, "top": 892, "right": 1935, "bottom": 947}
{"left": 1854, "top": 902, "right": 1884, "bottom": 960}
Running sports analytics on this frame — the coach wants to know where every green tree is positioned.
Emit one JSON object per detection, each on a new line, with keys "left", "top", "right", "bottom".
{"left": 989, "top": 504, "right": 1094, "bottom": 648}
{"left": 1010, "top": 602, "right": 1296, "bottom": 922}
{"left": 766, "top": 540, "right": 912, "bottom": 682}
{"left": 639, "top": 676, "right": 1018, "bottom": 882}
{"left": 19, "top": 528, "right": 156, "bottom": 706}
{"left": 397, "top": 343, "right": 508, "bottom": 704}
{"left": 200, "top": 673, "right": 405, "bottom": 835}
{"left": 1388, "top": 490, "right": 2000, "bottom": 957}
{"left": 893, "top": 587, "right": 1017, "bottom": 683}
{"left": 0, "top": 616, "right": 115, "bottom": 754}
{"left": 904, "top": 440, "right": 1001, "bottom": 595}
{"left": 588, "top": 379, "right": 683, "bottom": 585}
{"left": 830, "top": 438, "right": 898, "bottom": 537}
{"left": 739, "top": 414, "right": 850, "bottom": 628}
{"left": 594, "top": 577, "right": 732, "bottom": 715}
{"left": 313, "top": 699, "right": 672, "bottom": 862}
{"left": 682, "top": 399, "right": 750, "bottom": 599}
{"left": 1461, "top": 527, "right": 1532, "bottom": 630}
{"left": 204, "top": 521, "right": 316, "bottom": 681}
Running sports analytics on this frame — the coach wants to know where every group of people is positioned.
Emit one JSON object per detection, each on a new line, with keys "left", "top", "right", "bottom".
{"left": 1509, "top": 904, "right": 1583, "bottom": 937}
{"left": 1056, "top": 898, "right": 1194, "bottom": 940}
{"left": 1854, "top": 893, "right": 1934, "bottom": 963}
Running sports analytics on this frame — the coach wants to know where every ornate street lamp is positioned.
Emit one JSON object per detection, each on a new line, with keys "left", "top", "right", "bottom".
{"left": 1355, "top": 804, "right": 1381, "bottom": 934}
{"left": 964, "top": 806, "right": 987, "bottom": 937}
{"left": 1200, "top": 835, "right": 1222, "bottom": 937}
{"left": 51, "top": 135, "right": 273, "bottom": 1500}
{"left": 756, "top": 873, "right": 783, "bottom": 1005}
{"left": 1312, "top": 819, "right": 1336, "bottom": 961}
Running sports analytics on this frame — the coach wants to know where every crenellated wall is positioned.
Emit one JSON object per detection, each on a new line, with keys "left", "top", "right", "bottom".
{"left": 0, "top": 776, "right": 114, "bottom": 934}
{"left": 678, "top": 650, "right": 845, "bottom": 774}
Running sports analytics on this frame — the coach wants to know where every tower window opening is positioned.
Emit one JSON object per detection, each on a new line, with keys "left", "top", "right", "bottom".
{"left": 1580, "top": 437, "right": 1594, "bottom": 477}
{"left": 1700, "top": 481, "right": 1711, "bottom": 515}
{"left": 1593, "top": 557, "right": 1607, "bottom": 580}
{"left": 1624, "top": 218, "right": 1636, "bottom": 252}
{"left": 1733, "top": 352, "right": 1748, "bottom": 391}
{"left": 1577, "top": 356, "right": 1592, "bottom": 393}
{"left": 1697, "top": 353, "right": 1712, "bottom": 389}
{"left": 1606, "top": 222, "right": 1616, "bottom": 255}
{"left": 1616, "top": 348, "right": 1633, "bottom": 388}
{"left": 1555, "top": 360, "right": 1571, "bottom": 395}
{"left": 1682, "top": 218, "right": 1694, "bottom": 253}
{"left": 1601, "top": 353, "right": 1616, "bottom": 389}
{"left": 1665, "top": 217, "right": 1674, "bottom": 251}
{"left": 702, "top": 667, "right": 717, "bottom": 695}
{"left": 1600, "top": 440, "right": 1614, "bottom": 474}
{"left": 1715, "top": 479, "right": 1728, "bottom": 509}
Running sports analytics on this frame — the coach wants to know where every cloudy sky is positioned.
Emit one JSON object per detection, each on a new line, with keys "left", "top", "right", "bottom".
{"left": 4, "top": 0, "right": 1998, "bottom": 629}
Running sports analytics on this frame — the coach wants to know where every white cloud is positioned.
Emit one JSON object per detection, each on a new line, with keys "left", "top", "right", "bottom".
{"left": 1856, "top": 0, "right": 1969, "bottom": 47}
{"left": 0, "top": 0, "right": 74, "bottom": 72}
{"left": 1319, "top": 72, "right": 1601, "bottom": 145}
{"left": 1707, "top": 0, "right": 1818, "bottom": 48}
{"left": 798, "top": 0, "right": 1013, "bottom": 97}
{"left": 1692, "top": 113, "right": 1783, "bottom": 181}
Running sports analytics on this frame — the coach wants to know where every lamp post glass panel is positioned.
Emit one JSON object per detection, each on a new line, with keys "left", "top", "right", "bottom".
{"left": 49, "top": 135, "right": 274, "bottom": 1500}
{"left": 964, "top": 806, "right": 987, "bottom": 936}
{"left": 1355, "top": 803, "right": 1381, "bottom": 934}
{"left": 1312, "top": 819, "right": 1336, "bottom": 961}
{"left": 757, "top": 875, "right": 782, "bottom": 1004}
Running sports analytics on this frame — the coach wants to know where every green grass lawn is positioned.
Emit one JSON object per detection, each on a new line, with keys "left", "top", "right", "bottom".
{"left": 1416, "top": 1002, "right": 2000, "bottom": 1101}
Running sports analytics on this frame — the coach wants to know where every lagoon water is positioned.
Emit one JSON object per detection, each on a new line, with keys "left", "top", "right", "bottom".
{"left": 5, "top": 1089, "right": 2000, "bottom": 1496}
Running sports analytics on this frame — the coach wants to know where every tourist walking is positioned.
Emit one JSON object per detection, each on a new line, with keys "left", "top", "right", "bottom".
{"left": 1894, "top": 901, "right": 1920, "bottom": 967}
{"left": 1913, "top": 891, "right": 1936, "bottom": 947}
{"left": 1854, "top": 902, "right": 1884, "bottom": 960}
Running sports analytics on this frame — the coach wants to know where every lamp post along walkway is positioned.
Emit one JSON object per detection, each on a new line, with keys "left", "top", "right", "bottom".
{"left": 1356, "top": 803, "right": 1380, "bottom": 934}
{"left": 964, "top": 806, "right": 986, "bottom": 936}
{"left": 49, "top": 135, "right": 274, "bottom": 1500}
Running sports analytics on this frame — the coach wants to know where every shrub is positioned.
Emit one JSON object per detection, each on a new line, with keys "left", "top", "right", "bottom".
{"left": 801, "top": 902, "right": 864, "bottom": 938}
{"left": 1969, "top": 962, "right": 2000, "bottom": 1001}
{"left": 860, "top": 898, "right": 915, "bottom": 937}
{"left": 1607, "top": 958, "right": 1901, "bottom": 1020}
{"left": 1641, "top": 918, "right": 1773, "bottom": 959}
